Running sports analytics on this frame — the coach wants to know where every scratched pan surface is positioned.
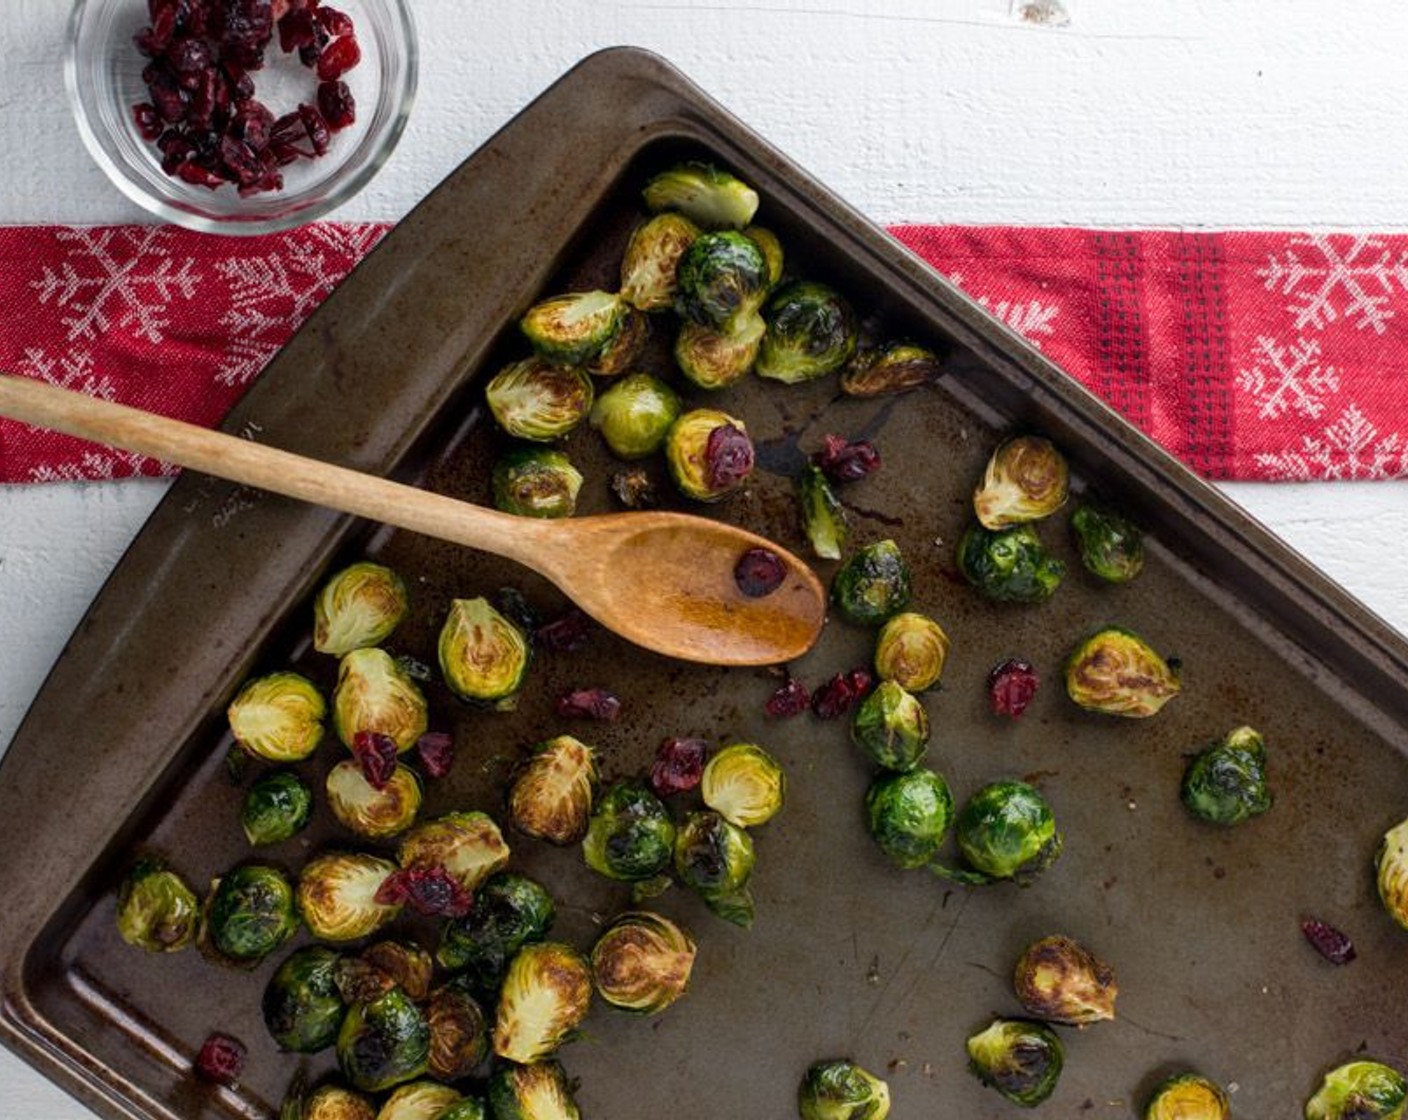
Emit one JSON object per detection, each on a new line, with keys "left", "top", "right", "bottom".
{"left": 2, "top": 48, "right": 1407, "bottom": 1120}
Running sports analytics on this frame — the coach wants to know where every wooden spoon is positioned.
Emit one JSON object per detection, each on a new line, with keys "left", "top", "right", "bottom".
{"left": 0, "top": 374, "right": 826, "bottom": 666}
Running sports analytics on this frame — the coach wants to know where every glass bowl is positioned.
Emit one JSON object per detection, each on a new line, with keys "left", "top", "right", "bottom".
{"left": 66, "top": 0, "right": 416, "bottom": 234}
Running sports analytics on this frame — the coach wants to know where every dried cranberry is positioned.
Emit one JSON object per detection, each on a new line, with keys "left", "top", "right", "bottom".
{"left": 351, "top": 730, "right": 398, "bottom": 789}
{"left": 1301, "top": 917, "right": 1356, "bottom": 965}
{"left": 277, "top": 7, "right": 317, "bottom": 51}
{"left": 988, "top": 658, "right": 1039, "bottom": 719}
{"left": 175, "top": 161, "right": 227, "bottom": 188}
{"left": 650, "top": 737, "right": 709, "bottom": 798}
{"left": 134, "top": 6, "right": 178, "bottom": 56}
{"left": 765, "top": 675, "right": 811, "bottom": 719}
{"left": 536, "top": 609, "right": 593, "bottom": 653}
{"left": 317, "top": 79, "right": 356, "bottom": 130}
{"left": 732, "top": 547, "right": 786, "bottom": 598}
{"left": 415, "top": 731, "right": 455, "bottom": 779}
{"left": 314, "top": 6, "right": 355, "bottom": 36}
{"left": 814, "top": 433, "right": 882, "bottom": 483}
{"left": 230, "top": 101, "right": 275, "bottom": 148}
{"left": 194, "top": 1032, "right": 246, "bottom": 1085}
{"left": 316, "top": 33, "right": 361, "bottom": 81}
{"left": 555, "top": 688, "right": 622, "bottom": 722}
{"left": 298, "top": 102, "right": 330, "bottom": 155}
{"left": 132, "top": 103, "right": 164, "bottom": 141}
{"left": 217, "top": 135, "right": 262, "bottom": 184}
{"left": 703, "top": 423, "right": 755, "bottom": 492}
{"left": 811, "top": 668, "right": 873, "bottom": 720}
{"left": 375, "top": 866, "right": 473, "bottom": 918}
{"left": 147, "top": 65, "right": 189, "bottom": 123}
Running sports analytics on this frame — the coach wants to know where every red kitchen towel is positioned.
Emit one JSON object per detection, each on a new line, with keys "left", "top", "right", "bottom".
{"left": 2, "top": 222, "right": 1407, "bottom": 483}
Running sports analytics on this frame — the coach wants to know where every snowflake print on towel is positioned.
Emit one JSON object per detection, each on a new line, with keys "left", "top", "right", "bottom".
{"left": 1258, "top": 234, "right": 1408, "bottom": 335}
{"left": 1254, "top": 404, "right": 1408, "bottom": 481}
{"left": 948, "top": 272, "right": 1061, "bottom": 348}
{"left": 1236, "top": 335, "right": 1339, "bottom": 420}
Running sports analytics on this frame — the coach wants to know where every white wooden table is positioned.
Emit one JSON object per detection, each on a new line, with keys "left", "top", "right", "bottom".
{"left": 3, "top": 2, "right": 1408, "bottom": 1116}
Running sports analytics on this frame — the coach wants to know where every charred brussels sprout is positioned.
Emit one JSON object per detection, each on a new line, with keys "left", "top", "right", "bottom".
{"left": 437, "top": 871, "right": 556, "bottom": 987}
{"left": 507, "top": 734, "right": 599, "bottom": 845}
{"left": 492, "top": 447, "right": 583, "bottom": 519}
{"left": 874, "top": 612, "right": 949, "bottom": 692}
{"left": 583, "top": 781, "right": 677, "bottom": 882}
{"left": 337, "top": 986, "right": 430, "bottom": 1094}
{"left": 674, "top": 809, "right": 756, "bottom": 927}
{"left": 334, "top": 941, "right": 433, "bottom": 1005}
{"left": 674, "top": 230, "right": 770, "bottom": 334}
{"left": 743, "top": 225, "right": 784, "bottom": 287}
{"left": 1181, "top": 726, "right": 1272, "bottom": 826}
{"left": 840, "top": 341, "right": 942, "bottom": 398}
{"left": 591, "top": 910, "right": 697, "bottom": 1014}
{"left": 966, "top": 1018, "right": 1064, "bottom": 1107}
{"left": 1065, "top": 627, "right": 1181, "bottom": 718}
{"left": 865, "top": 769, "right": 954, "bottom": 870}
{"left": 314, "top": 562, "right": 410, "bottom": 657}
{"left": 957, "top": 523, "right": 1064, "bottom": 604}
{"left": 115, "top": 858, "right": 199, "bottom": 952}
{"left": 643, "top": 162, "right": 759, "bottom": 230}
{"left": 425, "top": 978, "right": 489, "bottom": 1082}
{"left": 620, "top": 212, "right": 701, "bottom": 311}
{"left": 1376, "top": 816, "right": 1408, "bottom": 931}
{"left": 263, "top": 945, "right": 346, "bottom": 1053}
{"left": 206, "top": 864, "right": 299, "bottom": 962}
{"left": 228, "top": 671, "right": 325, "bottom": 762}
{"left": 586, "top": 304, "right": 650, "bottom": 378}
{"left": 333, "top": 647, "right": 428, "bottom": 753}
{"left": 755, "top": 281, "right": 858, "bottom": 384}
{"left": 799, "top": 463, "right": 847, "bottom": 561}
{"left": 243, "top": 770, "right": 314, "bottom": 846}
{"left": 298, "top": 851, "right": 401, "bottom": 942}
{"left": 589, "top": 372, "right": 681, "bottom": 459}
{"left": 701, "top": 742, "right": 785, "bottom": 828}
{"left": 832, "top": 539, "right": 912, "bottom": 626}
{"left": 376, "top": 1082, "right": 463, "bottom": 1120}
{"left": 1013, "top": 934, "right": 1118, "bottom": 1025}
{"left": 1305, "top": 1060, "right": 1407, "bottom": 1120}
{"left": 1145, "top": 1073, "right": 1231, "bottom": 1120}
{"left": 1071, "top": 503, "right": 1145, "bottom": 583}
{"left": 851, "top": 681, "right": 930, "bottom": 772}
{"left": 675, "top": 314, "right": 765, "bottom": 390}
{"left": 665, "top": 408, "right": 755, "bottom": 502}
{"left": 485, "top": 357, "right": 595, "bottom": 442}
{"left": 941, "top": 780, "right": 1061, "bottom": 886}
{"left": 798, "top": 1059, "right": 892, "bottom": 1120}
{"left": 438, "top": 597, "right": 531, "bottom": 707}
{"left": 519, "top": 290, "right": 625, "bottom": 366}
{"left": 974, "top": 435, "right": 1070, "bottom": 529}
{"left": 326, "top": 759, "right": 422, "bottom": 839}
{"left": 488, "top": 1060, "right": 581, "bottom": 1120}
{"left": 300, "top": 1084, "right": 376, "bottom": 1120}
{"left": 492, "top": 941, "right": 593, "bottom": 1063}
{"left": 399, "top": 811, "right": 510, "bottom": 894}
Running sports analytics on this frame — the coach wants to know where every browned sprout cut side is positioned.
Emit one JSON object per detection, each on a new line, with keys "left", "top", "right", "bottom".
{"left": 332, "top": 647, "right": 428, "bottom": 753}
{"left": 507, "top": 734, "right": 599, "bottom": 845}
{"left": 398, "top": 811, "right": 510, "bottom": 894}
{"left": 1012, "top": 934, "right": 1118, "bottom": 1025}
{"left": 228, "top": 670, "right": 326, "bottom": 762}
{"left": 313, "top": 561, "right": 410, "bottom": 657}
{"left": 973, "top": 435, "right": 1070, "bottom": 529}
{"left": 1144, "top": 1073, "right": 1231, "bottom": 1120}
{"left": 326, "top": 759, "right": 422, "bottom": 839}
{"left": 1376, "top": 815, "right": 1408, "bottom": 931}
{"left": 297, "top": 851, "right": 401, "bottom": 942}
{"left": 491, "top": 941, "right": 593, "bottom": 1063}
{"left": 1064, "top": 627, "right": 1181, "bottom": 718}
{"left": 590, "top": 910, "right": 697, "bottom": 1014}
{"left": 620, "top": 212, "right": 701, "bottom": 311}
{"left": 840, "top": 341, "right": 942, "bottom": 398}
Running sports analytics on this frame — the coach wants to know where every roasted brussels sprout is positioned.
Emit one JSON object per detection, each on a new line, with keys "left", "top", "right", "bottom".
{"left": 485, "top": 357, "right": 595, "bottom": 442}
{"left": 966, "top": 1018, "right": 1064, "bottom": 1107}
{"left": 425, "top": 977, "right": 489, "bottom": 1082}
{"left": 333, "top": 647, "right": 428, "bottom": 753}
{"left": 583, "top": 781, "right": 677, "bottom": 882}
{"left": 957, "top": 522, "right": 1064, "bottom": 604}
{"left": 206, "top": 864, "right": 299, "bottom": 963}
{"left": 297, "top": 851, "right": 401, "bottom": 942}
{"left": 643, "top": 161, "right": 759, "bottom": 230}
{"left": 1378, "top": 815, "right": 1408, "bottom": 930}
{"left": 743, "top": 225, "right": 784, "bottom": 287}
{"left": 1181, "top": 725, "right": 1272, "bottom": 826}
{"left": 437, "top": 871, "right": 556, "bottom": 987}
{"left": 337, "top": 986, "right": 430, "bottom": 1094}
{"left": 438, "top": 597, "right": 531, "bottom": 707}
{"left": 243, "top": 770, "right": 314, "bottom": 846}
{"left": 507, "top": 735, "right": 599, "bottom": 845}
{"left": 326, "top": 759, "right": 423, "bottom": 839}
{"left": 263, "top": 945, "right": 346, "bottom": 1053}
{"left": 665, "top": 408, "right": 755, "bottom": 502}
{"left": 1065, "top": 627, "right": 1181, "bottom": 718}
{"left": 700, "top": 742, "right": 785, "bottom": 829}
{"left": 755, "top": 280, "right": 858, "bottom": 384}
{"left": 840, "top": 341, "right": 942, "bottom": 398}
{"left": 798, "top": 1059, "right": 892, "bottom": 1120}
{"left": 974, "top": 435, "right": 1070, "bottom": 529}
{"left": 1305, "top": 1060, "right": 1407, "bottom": 1120}
{"left": 590, "top": 910, "right": 696, "bottom": 1014}
{"left": 339, "top": 941, "right": 434, "bottom": 1004}
{"left": 620, "top": 211, "right": 701, "bottom": 311}
{"left": 519, "top": 290, "right": 625, "bottom": 367}
{"left": 589, "top": 372, "right": 681, "bottom": 459}
{"left": 228, "top": 670, "right": 326, "bottom": 762}
{"left": 487, "top": 1060, "right": 580, "bottom": 1120}
{"left": 585, "top": 304, "right": 650, "bottom": 377}
{"left": 375, "top": 1082, "right": 463, "bottom": 1120}
{"left": 115, "top": 858, "right": 199, "bottom": 952}
{"left": 492, "top": 941, "right": 593, "bottom": 1063}
{"left": 299, "top": 1084, "right": 376, "bottom": 1120}
{"left": 674, "top": 314, "right": 765, "bottom": 390}
{"left": 851, "top": 681, "right": 930, "bottom": 772}
{"left": 865, "top": 768, "right": 953, "bottom": 870}
{"left": 399, "top": 811, "right": 510, "bottom": 894}
{"left": 674, "top": 809, "right": 756, "bottom": 927}
{"left": 491, "top": 447, "right": 583, "bottom": 520}
{"left": 1145, "top": 1073, "right": 1231, "bottom": 1120}
{"left": 1071, "top": 503, "right": 1145, "bottom": 583}
{"left": 799, "top": 463, "right": 847, "bottom": 561}
{"left": 437, "top": 1100, "right": 488, "bottom": 1120}
{"left": 674, "top": 230, "right": 771, "bottom": 334}
{"left": 942, "top": 780, "right": 1062, "bottom": 886}
{"left": 314, "top": 562, "right": 410, "bottom": 657}
{"left": 831, "top": 539, "right": 912, "bottom": 626}
{"left": 1013, "top": 934, "right": 1118, "bottom": 1025}
{"left": 873, "top": 612, "right": 949, "bottom": 692}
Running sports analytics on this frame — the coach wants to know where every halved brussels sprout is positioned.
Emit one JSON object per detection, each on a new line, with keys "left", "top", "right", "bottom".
{"left": 799, "top": 463, "right": 847, "bottom": 561}
{"left": 674, "top": 314, "right": 765, "bottom": 390}
{"left": 438, "top": 1100, "right": 489, "bottom": 1120}
{"left": 873, "top": 612, "right": 949, "bottom": 692}
{"left": 228, "top": 671, "right": 326, "bottom": 762}
{"left": 508, "top": 735, "right": 599, "bottom": 845}
{"left": 865, "top": 768, "right": 953, "bottom": 870}
{"left": 115, "top": 858, "right": 199, "bottom": 952}
{"left": 1071, "top": 503, "right": 1145, "bottom": 583}
{"left": 1145, "top": 1073, "right": 1231, "bottom": 1120}
{"left": 425, "top": 977, "right": 489, "bottom": 1082}
{"left": 583, "top": 781, "right": 677, "bottom": 882}
{"left": 798, "top": 1058, "right": 892, "bottom": 1120}
{"left": 336, "top": 986, "right": 430, "bottom": 1094}
{"left": 300, "top": 1084, "right": 376, "bottom": 1120}
{"left": 438, "top": 597, "right": 531, "bottom": 708}
{"left": 665, "top": 408, "right": 755, "bottom": 502}
{"left": 339, "top": 941, "right": 434, "bottom": 1004}
{"left": 437, "top": 871, "right": 557, "bottom": 988}
{"left": 206, "top": 864, "right": 299, "bottom": 963}
{"left": 398, "top": 811, "right": 510, "bottom": 894}
{"left": 519, "top": 290, "right": 625, "bottom": 366}
{"left": 326, "top": 759, "right": 423, "bottom": 839}
{"left": 333, "top": 647, "right": 429, "bottom": 753}
{"left": 974, "top": 436, "right": 1070, "bottom": 529}
{"left": 701, "top": 742, "right": 785, "bottom": 828}
{"left": 831, "top": 539, "right": 912, "bottom": 626}
{"left": 314, "top": 562, "right": 410, "bottom": 657}
{"left": 1305, "top": 1060, "right": 1407, "bottom": 1120}
{"left": 743, "top": 225, "right": 784, "bottom": 287}
{"left": 674, "top": 809, "right": 756, "bottom": 927}
{"left": 940, "top": 780, "right": 1062, "bottom": 886}
{"left": 485, "top": 357, "right": 595, "bottom": 442}
{"left": 966, "top": 1018, "right": 1064, "bottom": 1107}
{"left": 375, "top": 1082, "right": 462, "bottom": 1120}
{"left": 1065, "top": 627, "right": 1181, "bottom": 718}
{"left": 620, "top": 211, "right": 701, "bottom": 311}
{"left": 957, "top": 523, "right": 1065, "bottom": 604}
{"left": 674, "top": 230, "right": 771, "bottom": 334}
{"left": 263, "top": 945, "right": 346, "bottom": 1053}
{"left": 243, "top": 770, "right": 314, "bottom": 846}
{"left": 297, "top": 851, "right": 401, "bottom": 942}
{"left": 1181, "top": 725, "right": 1272, "bottom": 826}
{"left": 840, "top": 341, "right": 942, "bottom": 398}
{"left": 1013, "top": 934, "right": 1118, "bottom": 1025}
{"left": 589, "top": 372, "right": 681, "bottom": 459}
{"left": 585, "top": 304, "right": 650, "bottom": 377}
{"left": 591, "top": 910, "right": 696, "bottom": 1015}
{"left": 851, "top": 681, "right": 929, "bottom": 772}
{"left": 755, "top": 281, "right": 858, "bottom": 384}
{"left": 488, "top": 1060, "right": 580, "bottom": 1120}
{"left": 1376, "top": 816, "right": 1408, "bottom": 931}
{"left": 492, "top": 447, "right": 583, "bottom": 519}
{"left": 643, "top": 162, "right": 759, "bottom": 230}
{"left": 492, "top": 941, "right": 593, "bottom": 1063}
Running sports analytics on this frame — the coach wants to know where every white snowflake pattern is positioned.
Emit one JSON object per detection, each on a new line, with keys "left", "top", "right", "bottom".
{"left": 18, "top": 347, "right": 118, "bottom": 401}
{"left": 1258, "top": 234, "right": 1408, "bottom": 335}
{"left": 29, "top": 227, "right": 200, "bottom": 345}
{"left": 949, "top": 273, "right": 1061, "bottom": 348}
{"left": 1253, "top": 403, "right": 1408, "bottom": 481}
{"left": 1235, "top": 335, "right": 1340, "bottom": 420}
{"left": 27, "top": 447, "right": 167, "bottom": 483}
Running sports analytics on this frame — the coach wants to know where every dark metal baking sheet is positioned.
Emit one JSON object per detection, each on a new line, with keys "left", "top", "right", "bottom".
{"left": 3, "top": 47, "right": 1407, "bottom": 1120}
